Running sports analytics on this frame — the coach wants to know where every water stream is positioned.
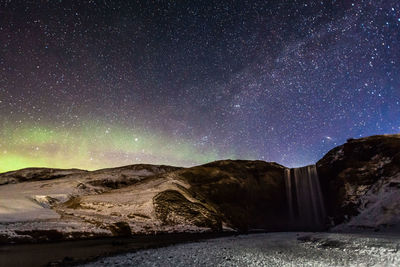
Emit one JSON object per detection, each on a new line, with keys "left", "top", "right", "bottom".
{"left": 284, "top": 165, "right": 326, "bottom": 230}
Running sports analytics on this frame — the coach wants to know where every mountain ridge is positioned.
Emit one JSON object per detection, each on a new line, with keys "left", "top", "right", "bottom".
{"left": 0, "top": 134, "right": 399, "bottom": 243}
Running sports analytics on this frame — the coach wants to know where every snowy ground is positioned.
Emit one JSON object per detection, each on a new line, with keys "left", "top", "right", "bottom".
{"left": 82, "top": 232, "right": 400, "bottom": 267}
{"left": 0, "top": 165, "right": 205, "bottom": 241}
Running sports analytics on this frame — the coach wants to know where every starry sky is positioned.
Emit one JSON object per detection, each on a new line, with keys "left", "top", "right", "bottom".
{"left": 0, "top": 0, "right": 399, "bottom": 172}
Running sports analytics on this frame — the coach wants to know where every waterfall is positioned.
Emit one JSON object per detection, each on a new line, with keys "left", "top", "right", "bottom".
{"left": 284, "top": 165, "right": 326, "bottom": 230}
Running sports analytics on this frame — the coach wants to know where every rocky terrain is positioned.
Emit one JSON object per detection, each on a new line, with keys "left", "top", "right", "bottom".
{"left": 317, "top": 134, "right": 400, "bottom": 232}
{"left": 0, "top": 134, "right": 399, "bottom": 244}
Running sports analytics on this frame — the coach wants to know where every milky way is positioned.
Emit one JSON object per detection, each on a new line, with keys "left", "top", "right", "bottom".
{"left": 0, "top": 1, "right": 399, "bottom": 172}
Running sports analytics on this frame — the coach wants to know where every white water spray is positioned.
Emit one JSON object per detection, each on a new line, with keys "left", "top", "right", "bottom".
{"left": 284, "top": 165, "right": 326, "bottom": 230}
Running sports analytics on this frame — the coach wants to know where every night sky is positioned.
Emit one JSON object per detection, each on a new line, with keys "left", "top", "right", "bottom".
{"left": 1, "top": 0, "right": 399, "bottom": 172}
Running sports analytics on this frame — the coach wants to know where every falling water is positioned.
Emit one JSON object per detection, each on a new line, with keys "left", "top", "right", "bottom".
{"left": 284, "top": 165, "right": 326, "bottom": 230}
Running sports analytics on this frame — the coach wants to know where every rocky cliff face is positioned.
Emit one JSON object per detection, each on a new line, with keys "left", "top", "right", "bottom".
{"left": 317, "top": 134, "right": 400, "bottom": 232}
{"left": 177, "top": 160, "right": 287, "bottom": 231}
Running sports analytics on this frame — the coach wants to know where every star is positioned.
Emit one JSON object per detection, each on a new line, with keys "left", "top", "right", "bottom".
{"left": 0, "top": 0, "right": 399, "bottom": 171}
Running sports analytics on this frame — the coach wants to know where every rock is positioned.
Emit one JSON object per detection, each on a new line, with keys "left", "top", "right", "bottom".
{"left": 14, "top": 229, "right": 65, "bottom": 242}
{"left": 153, "top": 190, "right": 222, "bottom": 231}
{"left": 109, "top": 221, "right": 132, "bottom": 237}
{"left": 317, "top": 134, "right": 400, "bottom": 230}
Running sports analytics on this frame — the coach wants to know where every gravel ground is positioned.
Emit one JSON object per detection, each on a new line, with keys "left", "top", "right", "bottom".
{"left": 81, "top": 232, "right": 400, "bottom": 267}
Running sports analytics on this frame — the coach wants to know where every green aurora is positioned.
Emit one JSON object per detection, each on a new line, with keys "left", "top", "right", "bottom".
{"left": 0, "top": 123, "right": 239, "bottom": 173}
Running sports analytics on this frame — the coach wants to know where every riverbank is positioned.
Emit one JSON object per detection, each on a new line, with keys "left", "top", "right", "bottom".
{"left": 80, "top": 232, "right": 400, "bottom": 267}
{"left": 0, "top": 232, "right": 234, "bottom": 267}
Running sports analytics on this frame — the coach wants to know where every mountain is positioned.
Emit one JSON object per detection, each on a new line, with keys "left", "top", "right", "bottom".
{"left": 0, "top": 134, "right": 399, "bottom": 243}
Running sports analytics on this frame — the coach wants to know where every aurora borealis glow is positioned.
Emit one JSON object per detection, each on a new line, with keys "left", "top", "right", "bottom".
{"left": 1, "top": 1, "right": 400, "bottom": 172}
{"left": 0, "top": 122, "right": 235, "bottom": 172}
